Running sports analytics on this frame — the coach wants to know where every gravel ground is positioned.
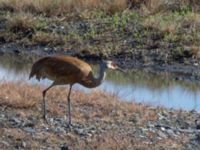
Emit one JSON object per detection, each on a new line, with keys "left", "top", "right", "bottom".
{"left": 0, "top": 82, "right": 200, "bottom": 150}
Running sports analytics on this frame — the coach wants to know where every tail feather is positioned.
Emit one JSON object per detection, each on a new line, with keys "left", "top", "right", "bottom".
{"left": 29, "top": 64, "right": 37, "bottom": 80}
{"left": 29, "top": 60, "right": 43, "bottom": 81}
{"left": 29, "top": 68, "right": 35, "bottom": 79}
{"left": 29, "top": 57, "right": 50, "bottom": 81}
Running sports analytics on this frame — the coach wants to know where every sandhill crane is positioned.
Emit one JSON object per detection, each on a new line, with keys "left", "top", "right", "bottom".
{"left": 29, "top": 55, "right": 125, "bottom": 126}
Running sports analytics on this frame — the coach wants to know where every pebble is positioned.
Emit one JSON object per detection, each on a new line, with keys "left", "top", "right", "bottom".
{"left": 61, "top": 146, "right": 70, "bottom": 150}
{"left": 9, "top": 117, "right": 21, "bottom": 127}
{"left": 195, "top": 134, "right": 200, "bottom": 143}
{"left": 74, "top": 128, "right": 85, "bottom": 136}
{"left": 23, "top": 120, "right": 36, "bottom": 127}
{"left": 158, "top": 113, "right": 165, "bottom": 120}
{"left": 161, "top": 127, "right": 165, "bottom": 131}
{"left": 1, "top": 140, "right": 10, "bottom": 146}
{"left": 157, "top": 131, "right": 167, "bottom": 139}
{"left": 55, "top": 127, "right": 66, "bottom": 134}
{"left": 166, "top": 129, "right": 174, "bottom": 135}
{"left": 24, "top": 127, "right": 36, "bottom": 134}
{"left": 22, "top": 141, "right": 26, "bottom": 148}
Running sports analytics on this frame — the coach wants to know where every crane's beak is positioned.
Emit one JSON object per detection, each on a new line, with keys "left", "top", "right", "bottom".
{"left": 116, "top": 66, "right": 127, "bottom": 73}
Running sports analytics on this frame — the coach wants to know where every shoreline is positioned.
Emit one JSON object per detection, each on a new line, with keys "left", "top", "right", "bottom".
{"left": 1, "top": 45, "right": 200, "bottom": 83}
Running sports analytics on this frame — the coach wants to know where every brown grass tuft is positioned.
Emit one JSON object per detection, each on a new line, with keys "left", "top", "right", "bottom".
{"left": 3, "top": 128, "right": 27, "bottom": 141}
{"left": 86, "top": 131, "right": 149, "bottom": 150}
{"left": 0, "top": 81, "right": 158, "bottom": 123}
{"left": 0, "top": 0, "right": 199, "bottom": 17}
{"left": 0, "top": 81, "right": 40, "bottom": 108}
{"left": 0, "top": 0, "right": 129, "bottom": 16}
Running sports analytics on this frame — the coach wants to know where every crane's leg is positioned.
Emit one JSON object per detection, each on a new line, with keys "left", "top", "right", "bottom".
{"left": 67, "top": 85, "right": 72, "bottom": 126}
{"left": 42, "top": 82, "right": 55, "bottom": 122}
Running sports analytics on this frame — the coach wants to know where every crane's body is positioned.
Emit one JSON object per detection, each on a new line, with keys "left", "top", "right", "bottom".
{"left": 29, "top": 55, "right": 97, "bottom": 87}
{"left": 29, "top": 55, "right": 125, "bottom": 126}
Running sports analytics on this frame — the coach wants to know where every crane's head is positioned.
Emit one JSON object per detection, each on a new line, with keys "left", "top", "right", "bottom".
{"left": 103, "top": 60, "right": 126, "bottom": 73}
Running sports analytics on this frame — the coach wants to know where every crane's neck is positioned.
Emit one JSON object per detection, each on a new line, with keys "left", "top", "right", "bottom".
{"left": 96, "top": 63, "right": 107, "bottom": 85}
{"left": 80, "top": 62, "right": 107, "bottom": 88}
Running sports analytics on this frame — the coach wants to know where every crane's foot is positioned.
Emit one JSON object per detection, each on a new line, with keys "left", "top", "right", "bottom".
{"left": 64, "top": 115, "right": 72, "bottom": 128}
{"left": 43, "top": 115, "right": 49, "bottom": 124}
{"left": 67, "top": 122, "right": 72, "bottom": 129}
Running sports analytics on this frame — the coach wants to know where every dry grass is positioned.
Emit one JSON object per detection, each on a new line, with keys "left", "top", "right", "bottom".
{"left": 0, "top": 81, "right": 40, "bottom": 108}
{"left": 2, "top": 12, "right": 65, "bottom": 45}
{"left": 90, "top": 133, "right": 184, "bottom": 150}
{"left": 0, "top": 0, "right": 129, "bottom": 15}
{"left": 78, "top": 131, "right": 150, "bottom": 150}
{"left": 3, "top": 128, "right": 28, "bottom": 141}
{"left": 142, "top": 12, "right": 200, "bottom": 34}
{"left": 0, "top": 0, "right": 199, "bottom": 17}
{"left": 64, "top": 130, "right": 185, "bottom": 150}
{"left": 142, "top": 14, "right": 178, "bottom": 33}
{"left": 181, "top": 13, "right": 200, "bottom": 30}
{"left": 0, "top": 81, "right": 158, "bottom": 122}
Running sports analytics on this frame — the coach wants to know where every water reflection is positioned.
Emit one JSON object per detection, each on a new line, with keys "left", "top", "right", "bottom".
{"left": 100, "top": 82, "right": 200, "bottom": 111}
{"left": 0, "top": 53, "right": 200, "bottom": 111}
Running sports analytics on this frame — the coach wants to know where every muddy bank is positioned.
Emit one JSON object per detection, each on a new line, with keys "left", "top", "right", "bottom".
{"left": 0, "top": 82, "right": 200, "bottom": 149}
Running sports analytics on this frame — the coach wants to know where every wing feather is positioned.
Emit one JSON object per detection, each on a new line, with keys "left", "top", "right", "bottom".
{"left": 29, "top": 55, "right": 93, "bottom": 84}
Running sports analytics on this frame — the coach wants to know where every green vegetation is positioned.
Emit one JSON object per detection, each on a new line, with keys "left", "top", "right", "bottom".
{"left": 0, "top": 0, "right": 200, "bottom": 61}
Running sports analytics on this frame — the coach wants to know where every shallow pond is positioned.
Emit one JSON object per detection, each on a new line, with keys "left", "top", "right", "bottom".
{"left": 1, "top": 53, "right": 200, "bottom": 111}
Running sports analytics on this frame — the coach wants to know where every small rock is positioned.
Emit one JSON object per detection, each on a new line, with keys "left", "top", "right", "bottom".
{"left": 86, "top": 133, "right": 92, "bottom": 137}
{"left": 9, "top": 117, "right": 21, "bottom": 126}
{"left": 129, "top": 117, "right": 138, "bottom": 124}
{"left": 161, "top": 127, "right": 165, "bottom": 131}
{"left": 24, "top": 127, "right": 36, "bottom": 134}
{"left": 60, "top": 26, "right": 65, "bottom": 30}
{"left": 195, "top": 120, "right": 200, "bottom": 130}
{"left": 22, "top": 141, "right": 26, "bottom": 148}
{"left": 1, "top": 140, "right": 9, "bottom": 146}
{"left": 166, "top": 129, "right": 178, "bottom": 137}
{"left": 158, "top": 113, "right": 165, "bottom": 120}
{"left": 61, "top": 145, "right": 70, "bottom": 150}
{"left": 15, "top": 141, "right": 26, "bottom": 149}
{"left": 23, "top": 122, "right": 35, "bottom": 128}
{"left": 196, "top": 125, "right": 200, "bottom": 130}
{"left": 74, "top": 128, "right": 85, "bottom": 136}
{"left": 49, "top": 118, "right": 54, "bottom": 124}
{"left": 195, "top": 134, "right": 200, "bottom": 143}
{"left": 158, "top": 131, "right": 167, "bottom": 139}
{"left": 44, "top": 48, "right": 49, "bottom": 51}
{"left": 0, "top": 114, "right": 5, "bottom": 118}
{"left": 0, "top": 114, "right": 6, "bottom": 122}
{"left": 166, "top": 129, "right": 174, "bottom": 134}
{"left": 55, "top": 127, "right": 66, "bottom": 133}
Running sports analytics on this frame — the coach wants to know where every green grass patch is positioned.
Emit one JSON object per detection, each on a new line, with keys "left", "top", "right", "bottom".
{"left": 32, "top": 31, "right": 65, "bottom": 46}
